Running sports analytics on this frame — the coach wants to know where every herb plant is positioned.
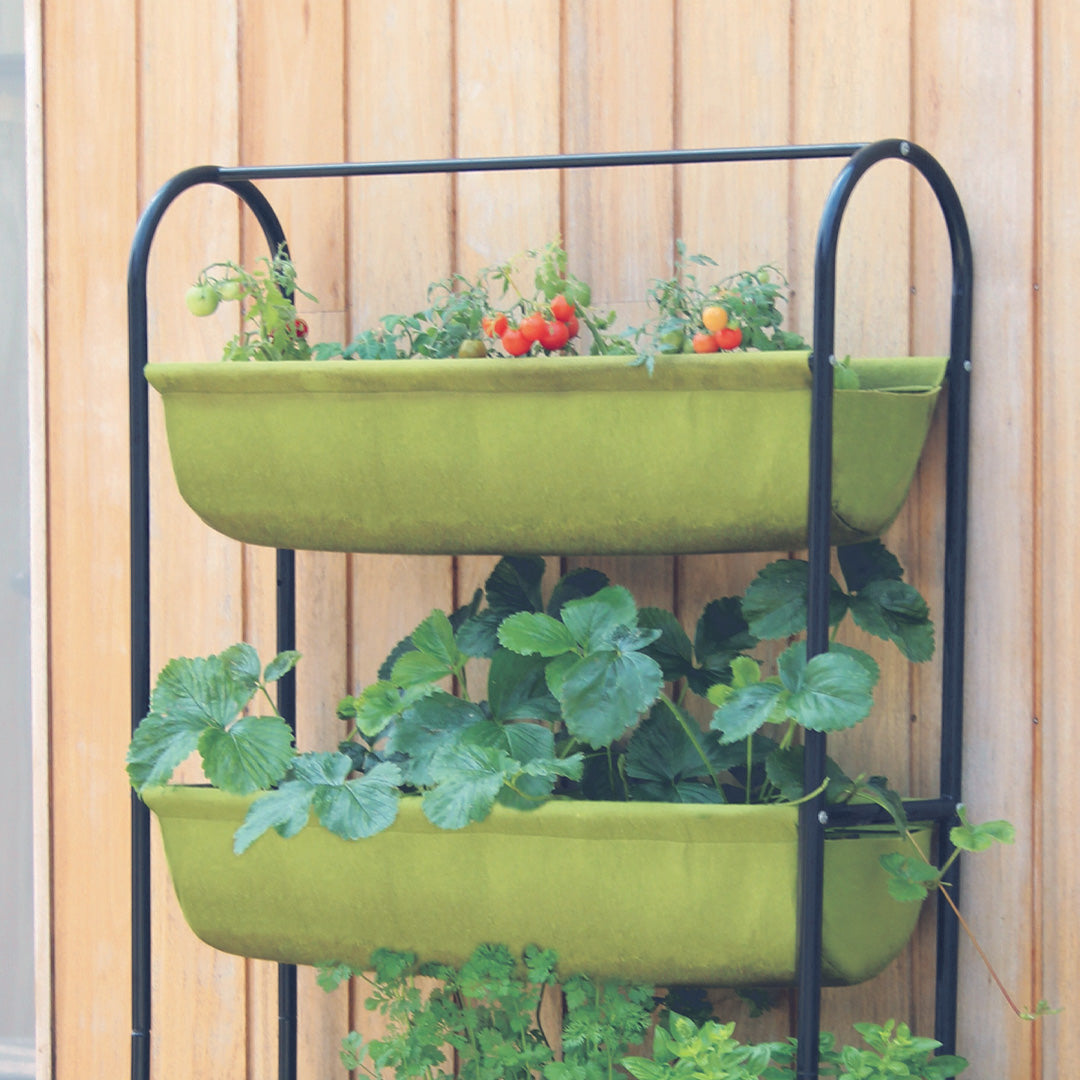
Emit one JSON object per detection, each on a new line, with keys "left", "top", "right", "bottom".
{"left": 317, "top": 946, "right": 967, "bottom": 1080}
{"left": 622, "top": 1012, "right": 969, "bottom": 1080}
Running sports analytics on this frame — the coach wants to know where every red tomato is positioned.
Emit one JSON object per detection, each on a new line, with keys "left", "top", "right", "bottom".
{"left": 501, "top": 327, "right": 530, "bottom": 356}
{"left": 551, "top": 294, "right": 574, "bottom": 322}
{"left": 715, "top": 326, "right": 743, "bottom": 350}
{"left": 564, "top": 313, "right": 580, "bottom": 339}
{"left": 692, "top": 332, "right": 720, "bottom": 353}
{"left": 519, "top": 312, "right": 548, "bottom": 342}
{"left": 539, "top": 319, "right": 570, "bottom": 351}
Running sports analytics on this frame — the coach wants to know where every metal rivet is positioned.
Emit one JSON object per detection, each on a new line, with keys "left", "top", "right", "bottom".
{"left": 828, "top": 354, "right": 838, "bottom": 367}
{"left": 963, "top": 360, "right": 972, "bottom": 372}
{"left": 817, "top": 810, "right": 829, "bottom": 825}
{"left": 900, "top": 141, "right": 911, "bottom": 156}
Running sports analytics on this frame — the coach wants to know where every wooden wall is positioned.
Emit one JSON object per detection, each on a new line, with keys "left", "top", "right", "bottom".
{"left": 33, "top": 2, "right": 1075, "bottom": 1077}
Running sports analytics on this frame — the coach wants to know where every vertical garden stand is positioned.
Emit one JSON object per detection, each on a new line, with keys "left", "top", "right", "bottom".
{"left": 127, "top": 140, "right": 972, "bottom": 1080}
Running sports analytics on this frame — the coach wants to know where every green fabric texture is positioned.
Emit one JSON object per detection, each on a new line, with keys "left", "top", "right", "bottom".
{"left": 145, "top": 353, "right": 946, "bottom": 555}
{"left": 143, "top": 787, "right": 925, "bottom": 987}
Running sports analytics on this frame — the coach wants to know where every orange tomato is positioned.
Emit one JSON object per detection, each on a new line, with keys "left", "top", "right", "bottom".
{"left": 702, "top": 305, "right": 728, "bottom": 333}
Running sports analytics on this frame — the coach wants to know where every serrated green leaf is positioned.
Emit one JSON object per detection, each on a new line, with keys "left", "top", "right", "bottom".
{"left": 693, "top": 596, "right": 758, "bottom": 665}
{"left": 560, "top": 586, "right": 639, "bottom": 650}
{"left": 557, "top": 649, "right": 664, "bottom": 748}
{"left": 711, "top": 681, "right": 788, "bottom": 744}
{"left": 410, "top": 609, "right": 465, "bottom": 670}
{"left": 764, "top": 745, "right": 854, "bottom": 803}
{"left": 742, "top": 560, "right": 847, "bottom": 640}
{"left": 638, "top": 607, "right": 695, "bottom": 680}
{"left": 390, "top": 649, "right": 454, "bottom": 687}
{"left": 483, "top": 555, "right": 546, "bottom": 614}
{"left": 197, "top": 714, "right": 295, "bottom": 794}
{"left": 486, "top": 648, "right": 560, "bottom": 723}
{"left": 785, "top": 648, "right": 877, "bottom": 732}
{"left": 837, "top": 539, "right": 903, "bottom": 592}
{"left": 547, "top": 567, "right": 610, "bottom": 616}
{"left": 263, "top": 649, "right": 301, "bottom": 684}
{"left": 422, "top": 743, "right": 511, "bottom": 829}
{"left": 454, "top": 609, "right": 504, "bottom": 659}
{"left": 312, "top": 761, "right": 403, "bottom": 840}
{"left": 386, "top": 693, "right": 487, "bottom": 787}
{"left": 879, "top": 852, "right": 940, "bottom": 902}
{"left": 150, "top": 651, "right": 256, "bottom": 731}
{"left": 497, "top": 611, "right": 577, "bottom": 657}
{"left": 625, "top": 704, "right": 725, "bottom": 803}
{"left": 950, "top": 805, "right": 1016, "bottom": 852}
{"left": 126, "top": 711, "right": 208, "bottom": 792}
{"left": 222, "top": 642, "right": 262, "bottom": 693}
{"left": 233, "top": 780, "right": 315, "bottom": 853}
{"left": 849, "top": 579, "right": 935, "bottom": 662}
{"left": 351, "top": 679, "right": 437, "bottom": 739}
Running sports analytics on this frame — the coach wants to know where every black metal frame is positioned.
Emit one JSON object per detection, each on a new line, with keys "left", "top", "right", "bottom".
{"left": 127, "top": 139, "right": 972, "bottom": 1080}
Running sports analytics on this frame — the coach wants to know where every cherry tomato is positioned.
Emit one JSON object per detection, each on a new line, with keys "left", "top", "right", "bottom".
{"left": 293, "top": 317, "right": 309, "bottom": 339}
{"left": 692, "top": 332, "right": 719, "bottom": 353}
{"left": 715, "top": 326, "right": 743, "bottom": 350}
{"left": 458, "top": 338, "right": 487, "bottom": 358}
{"left": 539, "top": 319, "right": 570, "bottom": 351}
{"left": 551, "top": 294, "right": 574, "bottom": 322}
{"left": 217, "top": 279, "right": 245, "bottom": 302}
{"left": 185, "top": 283, "right": 219, "bottom": 317}
{"left": 564, "top": 313, "right": 580, "bottom": 339}
{"left": 519, "top": 312, "right": 547, "bottom": 343}
{"left": 702, "top": 305, "right": 728, "bottom": 333}
{"left": 501, "top": 328, "right": 530, "bottom": 356}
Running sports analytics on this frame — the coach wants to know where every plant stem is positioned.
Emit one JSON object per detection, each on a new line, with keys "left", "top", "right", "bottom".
{"left": 660, "top": 695, "right": 723, "bottom": 793}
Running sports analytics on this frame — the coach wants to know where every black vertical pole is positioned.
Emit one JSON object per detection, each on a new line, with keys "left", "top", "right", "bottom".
{"left": 276, "top": 548, "right": 297, "bottom": 1080}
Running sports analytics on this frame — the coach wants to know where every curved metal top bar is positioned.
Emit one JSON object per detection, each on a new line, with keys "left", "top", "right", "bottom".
{"left": 214, "top": 142, "right": 866, "bottom": 182}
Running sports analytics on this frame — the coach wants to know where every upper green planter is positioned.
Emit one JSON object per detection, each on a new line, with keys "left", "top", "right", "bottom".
{"left": 145, "top": 786, "right": 925, "bottom": 988}
{"left": 145, "top": 352, "right": 946, "bottom": 555}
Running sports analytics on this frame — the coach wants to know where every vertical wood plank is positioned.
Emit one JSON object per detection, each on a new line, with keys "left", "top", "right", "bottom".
{"left": 26, "top": 0, "right": 50, "bottom": 1071}
{"left": 236, "top": 4, "right": 351, "bottom": 1076}
{"left": 912, "top": 1, "right": 1036, "bottom": 1073}
{"left": 561, "top": 0, "right": 675, "bottom": 606}
{"left": 43, "top": 2, "right": 138, "bottom": 1079}
{"left": 138, "top": 5, "right": 251, "bottom": 1078}
{"left": 1036, "top": 0, "right": 1077, "bottom": 1074}
{"left": 346, "top": 0, "right": 457, "bottom": 1058}
{"left": 789, "top": 0, "right": 917, "bottom": 1040}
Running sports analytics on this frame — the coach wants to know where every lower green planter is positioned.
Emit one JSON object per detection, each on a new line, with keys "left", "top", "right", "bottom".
{"left": 144, "top": 786, "right": 925, "bottom": 987}
{"left": 145, "top": 352, "right": 946, "bottom": 555}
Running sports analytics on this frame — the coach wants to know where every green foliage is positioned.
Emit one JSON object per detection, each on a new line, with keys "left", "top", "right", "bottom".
{"left": 128, "top": 541, "right": 944, "bottom": 847}
{"left": 125, "top": 643, "right": 297, "bottom": 795}
{"left": 320, "top": 944, "right": 654, "bottom": 1080}
{"left": 623, "top": 1014, "right": 968, "bottom": 1080}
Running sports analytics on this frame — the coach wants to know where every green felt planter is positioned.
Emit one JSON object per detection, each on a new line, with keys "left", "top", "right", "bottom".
{"left": 145, "top": 352, "right": 946, "bottom": 556}
{"left": 144, "top": 786, "right": 926, "bottom": 987}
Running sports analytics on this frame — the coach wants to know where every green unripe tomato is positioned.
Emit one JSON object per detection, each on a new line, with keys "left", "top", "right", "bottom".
{"left": 659, "top": 330, "right": 685, "bottom": 353}
{"left": 217, "top": 278, "right": 244, "bottom": 302}
{"left": 457, "top": 339, "right": 487, "bottom": 358}
{"left": 185, "top": 283, "right": 219, "bottom": 317}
